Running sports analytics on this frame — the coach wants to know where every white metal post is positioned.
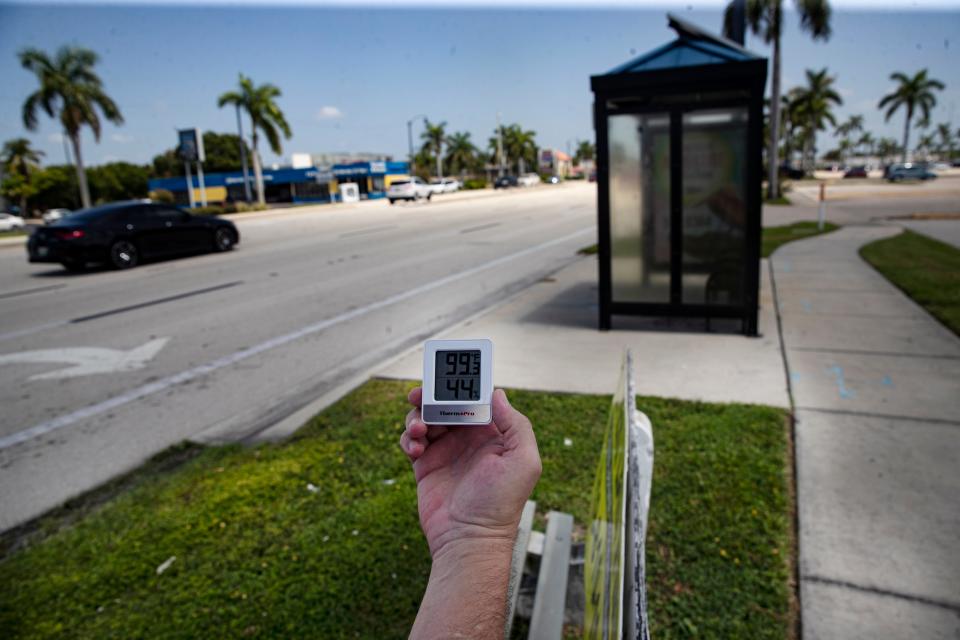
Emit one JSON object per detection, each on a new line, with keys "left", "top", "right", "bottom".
{"left": 197, "top": 162, "right": 207, "bottom": 207}
{"left": 184, "top": 162, "right": 195, "bottom": 209}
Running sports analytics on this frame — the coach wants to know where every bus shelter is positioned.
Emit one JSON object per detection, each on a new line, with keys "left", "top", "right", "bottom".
{"left": 591, "top": 15, "right": 767, "bottom": 335}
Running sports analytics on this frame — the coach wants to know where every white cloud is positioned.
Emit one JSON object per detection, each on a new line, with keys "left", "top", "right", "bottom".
{"left": 111, "top": 133, "right": 134, "bottom": 143}
{"left": 316, "top": 106, "right": 344, "bottom": 120}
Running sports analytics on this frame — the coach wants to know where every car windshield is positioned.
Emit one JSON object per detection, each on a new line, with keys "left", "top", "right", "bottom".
{"left": 391, "top": 181, "right": 409, "bottom": 187}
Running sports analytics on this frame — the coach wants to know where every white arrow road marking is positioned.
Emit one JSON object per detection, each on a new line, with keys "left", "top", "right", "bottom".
{"left": 0, "top": 338, "right": 169, "bottom": 381}
{"left": 0, "top": 227, "right": 592, "bottom": 450}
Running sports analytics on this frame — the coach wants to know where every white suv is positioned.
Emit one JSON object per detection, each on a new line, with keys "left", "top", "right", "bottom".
{"left": 430, "top": 178, "right": 460, "bottom": 194}
{"left": 388, "top": 177, "right": 433, "bottom": 204}
{"left": 517, "top": 173, "right": 540, "bottom": 187}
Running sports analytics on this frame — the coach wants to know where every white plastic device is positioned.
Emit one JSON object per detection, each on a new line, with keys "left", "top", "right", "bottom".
{"left": 421, "top": 338, "right": 493, "bottom": 425}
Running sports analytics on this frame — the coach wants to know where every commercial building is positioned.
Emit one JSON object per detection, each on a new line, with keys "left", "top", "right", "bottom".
{"left": 148, "top": 161, "right": 410, "bottom": 206}
{"left": 538, "top": 149, "right": 572, "bottom": 178}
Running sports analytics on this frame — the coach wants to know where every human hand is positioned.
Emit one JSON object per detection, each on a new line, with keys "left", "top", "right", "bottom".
{"left": 400, "top": 387, "right": 542, "bottom": 559}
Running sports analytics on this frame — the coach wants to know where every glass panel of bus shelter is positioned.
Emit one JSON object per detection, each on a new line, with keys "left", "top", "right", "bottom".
{"left": 680, "top": 107, "right": 748, "bottom": 305}
{"left": 607, "top": 113, "right": 671, "bottom": 303}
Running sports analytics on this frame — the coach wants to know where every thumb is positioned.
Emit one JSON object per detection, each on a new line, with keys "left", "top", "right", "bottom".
{"left": 492, "top": 389, "right": 533, "bottom": 439}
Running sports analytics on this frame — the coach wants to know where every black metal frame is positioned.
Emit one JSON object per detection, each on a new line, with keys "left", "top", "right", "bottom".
{"left": 593, "top": 57, "right": 767, "bottom": 336}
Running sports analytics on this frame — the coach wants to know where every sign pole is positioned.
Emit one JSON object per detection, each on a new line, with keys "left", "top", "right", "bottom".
{"left": 197, "top": 161, "right": 208, "bottom": 207}
{"left": 184, "top": 162, "right": 195, "bottom": 209}
{"left": 818, "top": 182, "right": 826, "bottom": 231}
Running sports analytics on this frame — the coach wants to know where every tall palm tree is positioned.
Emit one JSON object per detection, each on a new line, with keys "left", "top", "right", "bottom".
{"left": 444, "top": 131, "right": 478, "bottom": 178}
{"left": 915, "top": 133, "right": 936, "bottom": 161}
{"left": 834, "top": 115, "right": 863, "bottom": 165}
{"left": 876, "top": 137, "right": 900, "bottom": 165}
{"left": 935, "top": 123, "right": 953, "bottom": 161}
{"left": 497, "top": 124, "right": 537, "bottom": 174}
{"left": 723, "top": 0, "right": 832, "bottom": 198}
{"left": 792, "top": 68, "right": 842, "bottom": 170}
{"left": 420, "top": 120, "right": 447, "bottom": 179}
{"left": 856, "top": 131, "right": 875, "bottom": 158}
{"left": 218, "top": 74, "right": 291, "bottom": 206}
{"left": 574, "top": 140, "right": 595, "bottom": 163}
{"left": 1, "top": 138, "right": 45, "bottom": 214}
{"left": 19, "top": 46, "right": 123, "bottom": 209}
{"left": 878, "top": 69, "right": 945, "bottom": 163}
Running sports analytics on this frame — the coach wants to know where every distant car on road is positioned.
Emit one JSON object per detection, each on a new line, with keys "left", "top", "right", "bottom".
{"left": 843, "top": 166, "right": 868, "bottom": 178}
{"left": 517, "top": 173, "right": 540, "bottom": 187}
{"left": 494, "top": 175, "right": 518, "bottom": 189}
{"left": 43, "top": 208, "right": 71, "bottom": 224}
{"left": 27, "top": 201, "right": 239, "bottom": 271}
{"left": 886, "top": 163, "right": 937, "bottom": 182}
{"left": 546, "top": 175, "right": 561, "bottom": 184}
{"left": 0, "top": 212, "right": 25, "bottom": 232}
{"left": 429, "top": 178, "right": 460, "bottom": 194}
{"left": 387, "top": 178, "right": 433, "bottom": 204}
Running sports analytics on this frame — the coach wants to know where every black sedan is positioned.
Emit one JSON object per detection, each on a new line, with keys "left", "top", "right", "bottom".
{"left": 27, "top": 201, "right": 239, "bottom": 271}
{"left": 494, "top": 175, "right": 518, "bottom": 189}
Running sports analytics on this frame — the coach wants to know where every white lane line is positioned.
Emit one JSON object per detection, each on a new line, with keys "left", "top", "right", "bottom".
{"left": 0, "top": 320, "right": 68, "bottom": 344}
{"left": 0, "top": 227, "right": 593, "bottom": 450}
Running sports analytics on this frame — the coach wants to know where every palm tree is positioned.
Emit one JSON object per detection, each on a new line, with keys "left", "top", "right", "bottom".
{"left": 501, "top": 124, "right": 538, "bottom": 174}
{"left": 792, "top": 68, "right": 843, "bottom": 170}
{"left": 834, "top": 115, "right": 862, "bottom": 166}
{"left": 723, "top": 0, "right": 832, "bottom": 198}
{"left": 218, "top": 74, "right": 291, "bottom": 206}
{"left": 856, "top": 131, "right": 875, "bottom": 158}
{"left": 915, "top": 133, "right": 936, "bottom": 161}
{"left": 444, "top": 131, "right": 478, "bottom": 178}
{"left": 420, "top": 120, "right": 447, "bottom": 179}
{"left": 19, "top": 46, "right": 123, "bottom": 209}
{"left": 876, "top": 137, "right": 900, "bottom": 165}
{"left": 878, "top": 69, "right": 945, "bottom": 163}
{"left": 574, "top": 140, "right": 595, "bottom": 163}
{"left": 1, "top": 138, "right": 45, "bottom": 214}
{"left": 935, "top": 123, "right": 953, "bottom": 161}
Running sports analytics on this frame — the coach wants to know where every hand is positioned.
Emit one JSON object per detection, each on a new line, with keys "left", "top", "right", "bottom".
{"left": 400, "top": 387, "right": 542, "bottom": 559}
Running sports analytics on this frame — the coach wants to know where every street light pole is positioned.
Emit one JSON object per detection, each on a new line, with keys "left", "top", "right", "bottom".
{"left": 407, "top": 114, "right": 427, "bottom": 176}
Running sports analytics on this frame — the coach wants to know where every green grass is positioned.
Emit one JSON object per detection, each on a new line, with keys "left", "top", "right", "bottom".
{"left": 762, "top": 221, "right": 839, "bottom": 257}
{"left": 861, "top": 230, "right": 960, "bottom": 336}
{"left": 0, "top": 379, "right": 793, "bottom": 639}
{"left": 764, "top": 196, "right": 792, "bottom": 206}
{"left": 577, "top": 244, "right": 598, "bottom": 255}
{"left": 0, "top": 229, "right": 27, "bottom": 238}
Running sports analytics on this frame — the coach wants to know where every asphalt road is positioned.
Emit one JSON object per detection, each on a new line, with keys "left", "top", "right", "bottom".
{"left": 0, "top": 184, "right": 596, "bottom": 531}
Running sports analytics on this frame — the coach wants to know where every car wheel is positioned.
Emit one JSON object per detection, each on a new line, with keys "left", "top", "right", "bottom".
{"left": 388, "top": 199, "right": 395, "bottom": 205}
{"left": 427, "top": 193, "right": 432, "bottom": 201}
{"left": 109, "top": 239, "right": 139, "bottom": 269}
{"left": 213, "top": 227, "right": 236, "bottom": 252}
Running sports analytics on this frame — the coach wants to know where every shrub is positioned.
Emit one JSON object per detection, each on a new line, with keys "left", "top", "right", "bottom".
{"left": 148, "top": 189, "right": 175, "bottom": 204}
{"left": 190, "top": 205, "right": 226, "bottom": 216}
{"left": 463, "top": 178, "right": 488, "bottom": 190}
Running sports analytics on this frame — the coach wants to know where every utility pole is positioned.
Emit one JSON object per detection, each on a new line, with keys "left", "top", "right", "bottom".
{"left": 236, "top": 105, "right": 252, "bottom": 203}
{"left": 407, "top": 114, "right": 426, "bottom": 176}
{"left": 497, "top": 112, "right": 505, "bottom": 178}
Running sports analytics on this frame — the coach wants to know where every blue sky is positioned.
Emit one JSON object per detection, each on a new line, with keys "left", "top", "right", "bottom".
{"left": 0, "top": 1, "right": 957, "bottom": 168}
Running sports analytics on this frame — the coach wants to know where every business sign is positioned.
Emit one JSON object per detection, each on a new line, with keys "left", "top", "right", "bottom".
{"left": 177, "top": 128, "right": 205, "bottom": 163}
{"left": 369, "top": 161, "right": 387, "bottom": 174}
{"left": 584, "top": 350, "right": 653, "bottom": 640}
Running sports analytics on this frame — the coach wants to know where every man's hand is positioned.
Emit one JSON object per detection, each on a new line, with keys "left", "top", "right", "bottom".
{"left": 401, "top": 387, "right": 542, "bottom": 559}
{"left": 403, "top": 386, "right": 541, "bottom": 639}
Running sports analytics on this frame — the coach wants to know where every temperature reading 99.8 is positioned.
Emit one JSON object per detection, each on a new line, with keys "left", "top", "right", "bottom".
{"left": 435, "top": 350, "right": 481, "bottom": 401}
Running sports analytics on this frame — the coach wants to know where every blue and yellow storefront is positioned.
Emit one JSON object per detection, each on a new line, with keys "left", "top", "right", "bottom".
{"left": 148, "top": 161, "right": 410, "bottom": 206}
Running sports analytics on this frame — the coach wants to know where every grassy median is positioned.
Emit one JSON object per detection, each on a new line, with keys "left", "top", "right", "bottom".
{"left": 762, "top": 221, "right": 839, "bottom": 257}
{"left": 861, "top": 229, "right": 960, "bottom": 336}
{"left": 1, "top": 379, "right": 793, "bottom": 639}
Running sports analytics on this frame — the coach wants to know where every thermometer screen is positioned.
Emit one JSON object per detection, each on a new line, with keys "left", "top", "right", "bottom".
{"left": 435, "top": 350, "right": 481, "bottom": 401}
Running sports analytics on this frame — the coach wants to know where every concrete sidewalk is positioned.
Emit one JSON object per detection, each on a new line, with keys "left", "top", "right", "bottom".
{"left": 770, "top": 226, "right": 960, "bottom": 637}
{"left": 378, "top": 254, "right": 789, "bottom": 408}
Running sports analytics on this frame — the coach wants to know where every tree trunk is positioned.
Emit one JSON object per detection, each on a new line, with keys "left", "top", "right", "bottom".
{"left": 70, "top": 132, "right": 91, "bottom": 209}
{"left": 902, "top": 112, "right": 911, "bottom": 164}
{"left": 768, "top": 35, "right": 782, "bottom": 197}
{"left": 435, "top": 142, "right": 442, "bottom": 179}
{"left": 251, "top": 132, "right": 265, "bottom": 206}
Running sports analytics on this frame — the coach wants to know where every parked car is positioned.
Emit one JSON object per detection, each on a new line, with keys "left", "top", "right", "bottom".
{"left": 494, "top": 175, "right": 518, "bottom": 189}
{"left": 26, "top": 201, "right": 239, "bottom": 271}
{"left": 517, "top": 173, "right": 540, "bottom": 187}
{"left": 546, "top": 175, "right": 560, "bottom": 184}
{"left": 428, "top": 178, "right": 460, "bottom": 194}
{"left": 0, "top": 213, "right": 25, "bottom": 232}
{"left": 42, "top": 208, "right": 71, "bottom": 224}
{"left": 886, "top": 163, "right": 937, "bottom": 182}
{"left": 387, "top": 177, "right": 433, "bottom": 204}
{"left": 843, "top": 166, "right": 868, "bottom": 178}
{"left": 779, "top": 165, "right": 805, "bottom": 180}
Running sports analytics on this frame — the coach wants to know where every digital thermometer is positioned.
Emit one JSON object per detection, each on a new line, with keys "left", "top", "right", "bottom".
{"left": 421, "top": 339, "right": 493, "bottom": 425}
